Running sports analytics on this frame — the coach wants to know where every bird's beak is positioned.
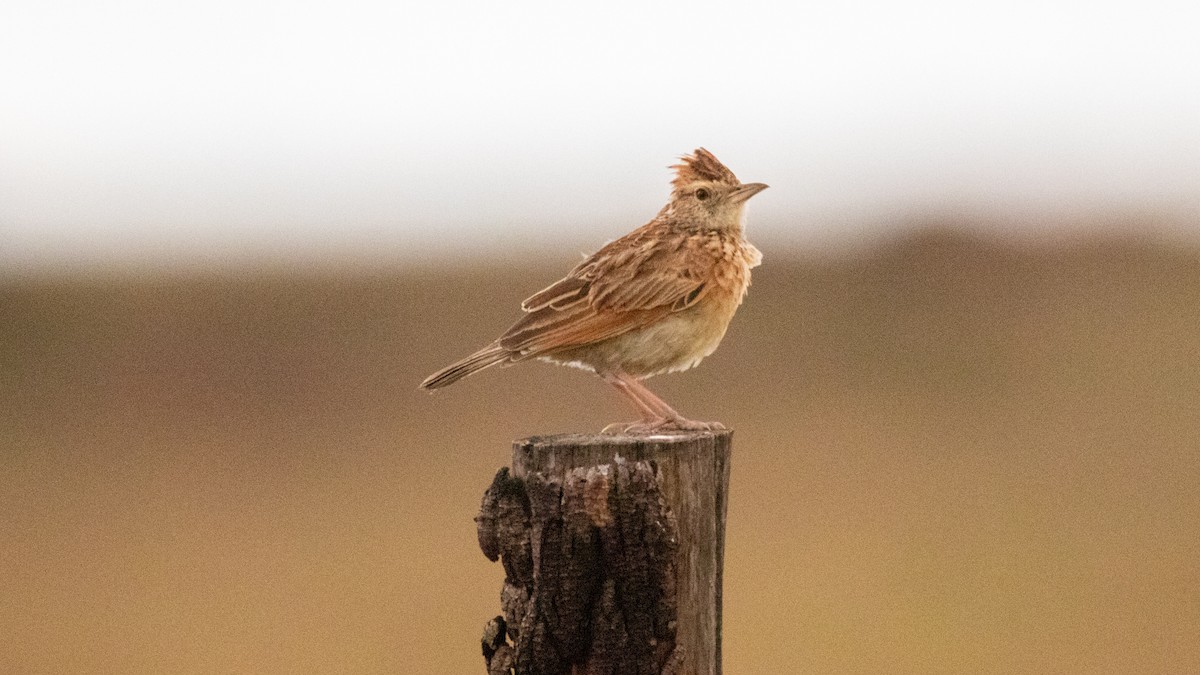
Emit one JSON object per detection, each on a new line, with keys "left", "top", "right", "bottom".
{"left": 728, "top": 182, "right": 769, "bottom": 204}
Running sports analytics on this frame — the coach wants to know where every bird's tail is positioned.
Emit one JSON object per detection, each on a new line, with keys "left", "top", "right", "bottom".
{"left": 419, "top": 343, "right": 510, "bottom": 390}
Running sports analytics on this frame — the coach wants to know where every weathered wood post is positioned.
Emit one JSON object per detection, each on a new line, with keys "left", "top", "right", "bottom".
{"left": 476, "top": 430, "right": 732, "bottom": 675}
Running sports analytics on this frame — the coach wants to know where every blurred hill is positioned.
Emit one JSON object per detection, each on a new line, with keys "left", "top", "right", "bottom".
{"left": 2, "top": 229, "right": 1198, "bottom": 673}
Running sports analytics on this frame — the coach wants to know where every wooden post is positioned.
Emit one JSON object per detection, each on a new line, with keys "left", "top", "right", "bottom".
{"left": 476, "top": 430, "right": 732, "bottom": 675}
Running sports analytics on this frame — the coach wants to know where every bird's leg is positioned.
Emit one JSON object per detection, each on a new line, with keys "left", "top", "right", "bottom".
{"left": 599, "top": 370, "right": 727, "bottom": 434}
{"left": 618, "top": 374, "right": 726, "bottom": 432}
{"left": 599, "top": 372, "right": 668, "bottom": 434}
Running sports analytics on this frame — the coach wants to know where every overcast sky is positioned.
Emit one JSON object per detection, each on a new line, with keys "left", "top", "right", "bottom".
{"left": 2, "top": 0, "right": 1198, "bottom": 269}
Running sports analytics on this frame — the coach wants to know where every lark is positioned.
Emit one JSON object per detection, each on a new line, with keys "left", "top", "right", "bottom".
{"left": 420, "top": 148, "right": 767, "bottom": 433}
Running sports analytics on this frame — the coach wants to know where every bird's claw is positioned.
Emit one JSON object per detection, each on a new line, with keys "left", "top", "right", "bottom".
{"left": 670, "top": 418, "right": 725, "bottom": 431}
{"left": 600, "top": 418, "right": 725, "bottom": 435}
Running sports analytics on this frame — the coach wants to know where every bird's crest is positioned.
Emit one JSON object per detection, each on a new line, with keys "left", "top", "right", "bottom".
{"left": 670, "top": 148, "right": 739, "bottom": 189}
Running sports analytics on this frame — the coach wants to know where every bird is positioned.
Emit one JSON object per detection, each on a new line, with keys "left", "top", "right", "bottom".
{"left": 420, "top": 148, "right": 767, "bottom": 433}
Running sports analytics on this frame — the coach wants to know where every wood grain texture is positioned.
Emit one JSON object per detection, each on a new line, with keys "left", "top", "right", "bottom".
{"left": 513, "top": 430, "right": 732, "bottom": 675}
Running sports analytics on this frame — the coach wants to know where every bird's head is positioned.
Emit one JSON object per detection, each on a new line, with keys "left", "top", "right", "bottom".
{"left": 665, "top": 148, "right": 768, "bottom": 231}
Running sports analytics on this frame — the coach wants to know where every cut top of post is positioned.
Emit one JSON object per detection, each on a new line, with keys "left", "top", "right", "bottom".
{"left": 513, "top": 430, "right": 733, "bottom": 477}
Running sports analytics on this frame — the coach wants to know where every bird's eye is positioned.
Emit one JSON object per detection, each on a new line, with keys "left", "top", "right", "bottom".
{"left": 695, "top": 188, "right": 710, "bottom": 201}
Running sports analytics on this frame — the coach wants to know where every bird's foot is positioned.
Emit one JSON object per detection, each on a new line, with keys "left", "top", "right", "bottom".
{"left": 666, "top": 417, "right": 726, "bottom": 432}
{"left": 600, "top": 417, "right": 726, "bottom": 435}
{"left": 601, "top": 419, "right": 660, "bottom": 434}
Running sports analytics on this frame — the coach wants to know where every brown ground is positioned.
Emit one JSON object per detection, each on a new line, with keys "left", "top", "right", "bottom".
{"left": 2, "top": 229, "right": 1199, "bottom": 673}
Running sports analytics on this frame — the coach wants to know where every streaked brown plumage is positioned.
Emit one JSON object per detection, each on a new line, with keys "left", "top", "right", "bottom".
{"left": 420, "top": 148, "right": 767, "bottom": 433}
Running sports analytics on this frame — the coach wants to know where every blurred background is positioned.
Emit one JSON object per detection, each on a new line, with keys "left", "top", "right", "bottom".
{"left": 2, "top": 1, "right": 1199, "bottom": 672}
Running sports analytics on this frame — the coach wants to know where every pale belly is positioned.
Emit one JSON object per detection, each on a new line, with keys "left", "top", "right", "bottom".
{"left": 541, "top": 296, "right": 739, "bottom": 378}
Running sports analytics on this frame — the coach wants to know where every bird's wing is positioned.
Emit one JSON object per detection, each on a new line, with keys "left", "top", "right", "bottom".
{"left": 502, "top": 227, "right": 715, "bottom": 357}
